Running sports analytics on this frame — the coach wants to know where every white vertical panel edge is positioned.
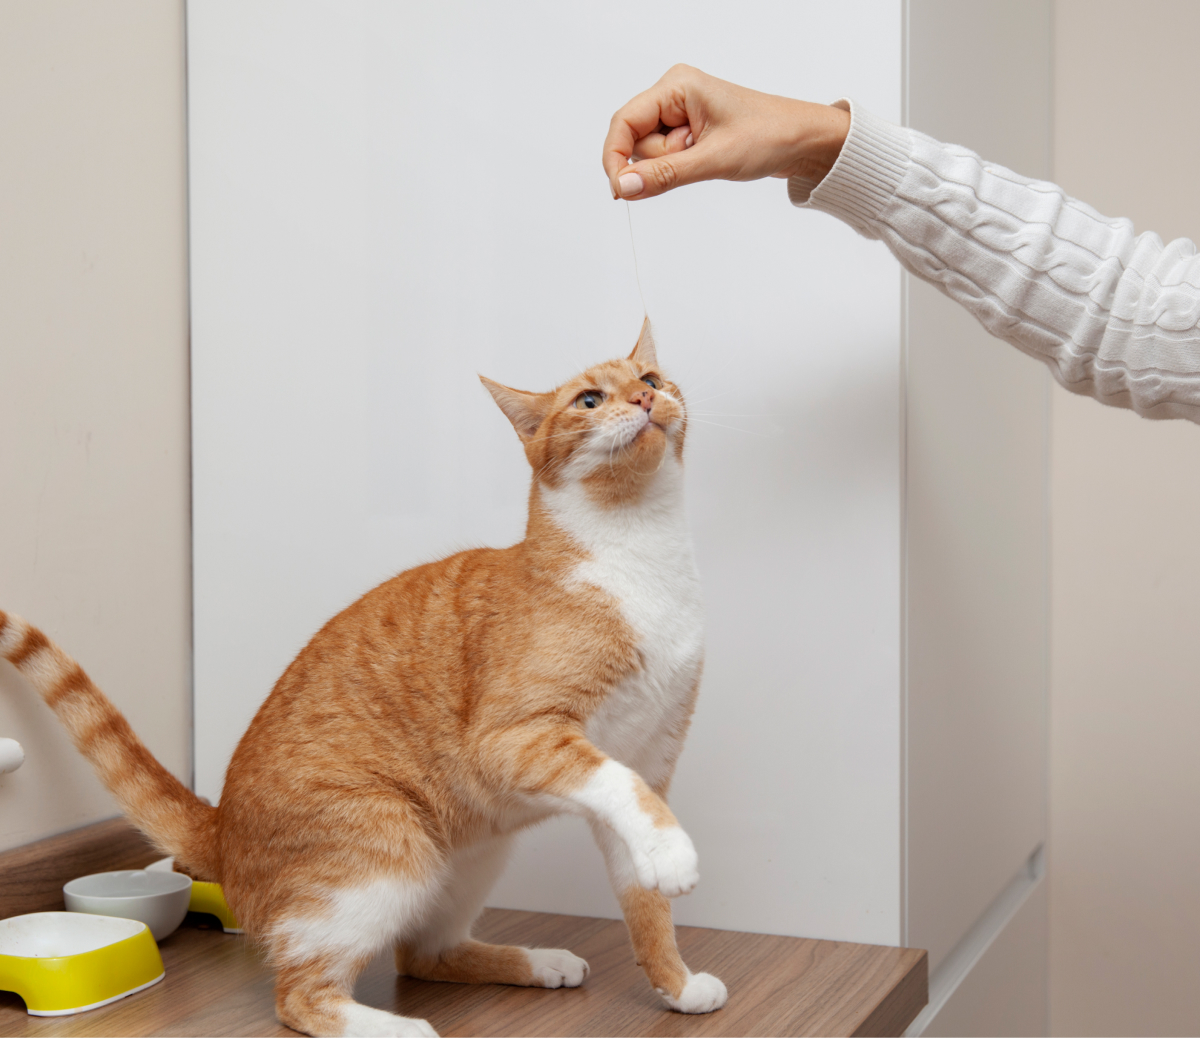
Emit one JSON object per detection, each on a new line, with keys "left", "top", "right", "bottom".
{"left": 906, "top": 846, "right": 1046, "bottom": 1036}
{"left": 899, "top": 0, "right": 911, "bottom": 950}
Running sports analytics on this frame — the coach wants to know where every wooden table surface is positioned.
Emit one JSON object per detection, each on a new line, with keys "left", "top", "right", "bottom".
{"left": 0, "top": 908, "right": 925, "bottom": 1037}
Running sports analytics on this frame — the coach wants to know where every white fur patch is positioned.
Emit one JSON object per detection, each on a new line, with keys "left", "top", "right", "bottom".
{"left": 571, "top": 759, "right": 641, "bottom": 819}
{"left": 339, "top": 1003, "right": 438, "bottom": 1037}
{"left": 526, "top": 947, "right": 589, "bottom": 988}
{"left": 542, "top": 452, "right": 705, "bottom": 898}
{"left": 661, "top": 971, "right": 729, "bottom": 1014}
{"left": 588, "top": 818, "right": 639, "bottom": 892}
{"left": 635, "top": 825, "right": 699, "bottom": 898}
{"left": 272, "top": 875, "right": 436, "bottom": 967}
{"left": 573, "top": 760, "right": 698, "bottom": 897}
{"left": 541, "top": 458, "right": 704, "bottom": 782}
{"left": 407, "top": 837, "right": 513, "bottom": 956}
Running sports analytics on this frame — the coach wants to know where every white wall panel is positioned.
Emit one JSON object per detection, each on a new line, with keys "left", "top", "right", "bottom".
{"left": 188, "top": 0, "right": 903, "bottom": 942}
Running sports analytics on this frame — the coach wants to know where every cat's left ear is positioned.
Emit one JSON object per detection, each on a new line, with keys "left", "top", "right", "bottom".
{"left": 480, "top": 376, "right": 552, "bottom": 442}
{"left": 628, "top": 317, "right": 658, "bottom": 369}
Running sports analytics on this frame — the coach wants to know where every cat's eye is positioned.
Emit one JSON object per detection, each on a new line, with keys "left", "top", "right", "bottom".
{"left": 641, "top": 375, "right": 661, "bottom": 389}
{"left": 574, "top": 391, "right": 605, "bottom": 410}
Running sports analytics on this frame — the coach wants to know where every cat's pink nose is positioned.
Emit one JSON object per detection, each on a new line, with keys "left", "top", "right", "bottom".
{"left": 630, "top": 388, "right": 655, "bottom": 411}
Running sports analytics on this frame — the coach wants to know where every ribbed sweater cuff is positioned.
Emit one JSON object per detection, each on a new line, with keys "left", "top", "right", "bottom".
{"left": 788, "top": 99, "right": 912, "bottom": 237}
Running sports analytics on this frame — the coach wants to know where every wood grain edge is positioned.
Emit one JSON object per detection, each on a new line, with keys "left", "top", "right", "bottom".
{"left": 0, "top": 816, "right": 160, "bottom": 919}
{"left": 851, "top": 949, "right": 927, "bottom": 1037}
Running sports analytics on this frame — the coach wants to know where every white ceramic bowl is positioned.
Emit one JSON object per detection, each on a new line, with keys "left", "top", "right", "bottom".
{"left": 63, "top": 870, "right": 192, "bottom": 941}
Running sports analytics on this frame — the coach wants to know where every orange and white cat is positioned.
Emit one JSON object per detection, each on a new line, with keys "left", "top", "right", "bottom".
{"left": 0, "top": 320, "right": 726, "bottom": 1037}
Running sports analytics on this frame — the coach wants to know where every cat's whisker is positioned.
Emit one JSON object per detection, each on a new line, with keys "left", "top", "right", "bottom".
{"left": 681, "top": 390, "right": 741, "bottom": 407}
{"left": 685, "top": 417, "right": 772, "bottom": 437}
{"left": 686, "top": 411, "right": 773, "bottom": 419}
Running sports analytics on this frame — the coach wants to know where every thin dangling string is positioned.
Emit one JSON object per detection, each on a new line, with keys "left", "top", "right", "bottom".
{"left": 626, "top": 199, "right": 648, "bottom": 317}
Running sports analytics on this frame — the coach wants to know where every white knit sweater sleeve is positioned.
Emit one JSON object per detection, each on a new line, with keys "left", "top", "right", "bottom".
{"left": 789, "top": 100, "right": 1200, "bottom": 421}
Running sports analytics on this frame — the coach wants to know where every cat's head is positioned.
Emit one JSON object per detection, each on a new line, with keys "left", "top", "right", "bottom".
{"left": 481, "top": 319, "right": 686, "bottom": 505}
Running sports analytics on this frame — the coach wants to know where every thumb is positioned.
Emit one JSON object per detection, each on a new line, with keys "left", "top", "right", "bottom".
{"left": 617, "top": 140, "right": 719, "bottom": 200}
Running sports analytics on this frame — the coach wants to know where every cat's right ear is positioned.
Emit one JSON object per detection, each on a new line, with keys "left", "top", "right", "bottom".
{"left": 479, "top": 376, "right": 552, "bottom": 441}
{"left": 628, "top": 317, "right": 658, "bottom": 368}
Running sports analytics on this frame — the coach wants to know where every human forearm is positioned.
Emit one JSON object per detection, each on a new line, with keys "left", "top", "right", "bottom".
{"left": 797, "top": 102, "right": 1200, "bottom": 420}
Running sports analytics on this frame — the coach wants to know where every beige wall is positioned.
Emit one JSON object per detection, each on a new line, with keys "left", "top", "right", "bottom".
{"left": 1051, "top": 1, "right": 1200, "bottom": 1033}
{"left": 0, "top": 0, "right": 191, "bottom": 852}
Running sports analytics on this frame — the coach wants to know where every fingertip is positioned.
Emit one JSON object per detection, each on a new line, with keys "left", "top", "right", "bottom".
{"left": 602, "top": 151, "right": 629, "bottom": 199}
{"left": 618, "top": 172, "right": 644, "bottom": 198}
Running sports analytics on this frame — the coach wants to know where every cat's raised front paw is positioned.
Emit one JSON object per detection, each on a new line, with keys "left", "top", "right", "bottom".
{"left": 631, "top": 825, "right": 699, "bottom": 897}
{"left": 526, "top": 947, "right": 590, "bottom": 988}
{"left": 661, "top": 971, "right": 728, "bottom": 1014}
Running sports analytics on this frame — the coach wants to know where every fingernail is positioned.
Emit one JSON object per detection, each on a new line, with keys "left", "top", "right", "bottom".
{"left": 619, "top": 172, "right": 644, "bottom": 197}
{"left": 685, "top": 133, "right": 693, "bottom": 148}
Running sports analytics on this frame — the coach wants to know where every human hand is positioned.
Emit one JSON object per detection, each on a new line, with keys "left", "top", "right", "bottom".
{"left": 603, "top": 64, "right": 850, "bottom": 201}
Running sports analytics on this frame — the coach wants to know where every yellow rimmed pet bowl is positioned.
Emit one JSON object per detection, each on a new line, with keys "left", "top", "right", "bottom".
{"left": 0, "top": 912, "right": 163, "bottom": 1016}
{"left": 188, "top": 880, "right": 243, "bottom": 933}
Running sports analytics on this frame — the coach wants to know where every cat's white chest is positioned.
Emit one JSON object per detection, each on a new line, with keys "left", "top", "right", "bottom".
{"left": 543, "top": 466, "right": 704, "bottom": 782}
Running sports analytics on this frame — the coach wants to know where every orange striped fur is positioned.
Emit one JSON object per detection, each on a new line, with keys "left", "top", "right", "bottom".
{"left": 0, "top": 321, "right": 726, "bottom": 1037}
{"left": 0, "top": 613, "right": 218, "bottom": 875}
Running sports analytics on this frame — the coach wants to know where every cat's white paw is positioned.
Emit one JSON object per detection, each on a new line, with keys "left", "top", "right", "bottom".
{"left": 632, "top": 825, "right": 699, "bottom": 897}
{"left": 661, "top": 971, "right": 728, "bottom": 1014}
{"left": 340, "top": 1003, "right": 438, "bottom": 1037}
{"left": 526, "top": 947, "right": 590, "bottom": 988}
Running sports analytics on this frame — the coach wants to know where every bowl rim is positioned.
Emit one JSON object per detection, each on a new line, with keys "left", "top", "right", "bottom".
{"left": 0, "top": 911, "right": 149, "bottom": 960}
{"left": 63, "top": 869, "right": 193, "bottom": 901}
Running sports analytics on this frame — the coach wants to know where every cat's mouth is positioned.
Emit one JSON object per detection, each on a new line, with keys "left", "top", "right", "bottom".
{"left": 605, "top": 409, "right": 669, "bottom": 456}
{"left": 629, "top": 415, "right": 666, "bottom": 444}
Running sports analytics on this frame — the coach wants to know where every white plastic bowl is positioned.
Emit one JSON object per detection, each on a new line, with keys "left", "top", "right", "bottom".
{"left": 63, "top": 870, "right": 192, "bottom": 941}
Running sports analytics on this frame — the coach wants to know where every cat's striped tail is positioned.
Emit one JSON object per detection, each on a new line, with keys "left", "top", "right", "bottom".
{"left": 0, "top": 609, "right": 219, "bottom": 881}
